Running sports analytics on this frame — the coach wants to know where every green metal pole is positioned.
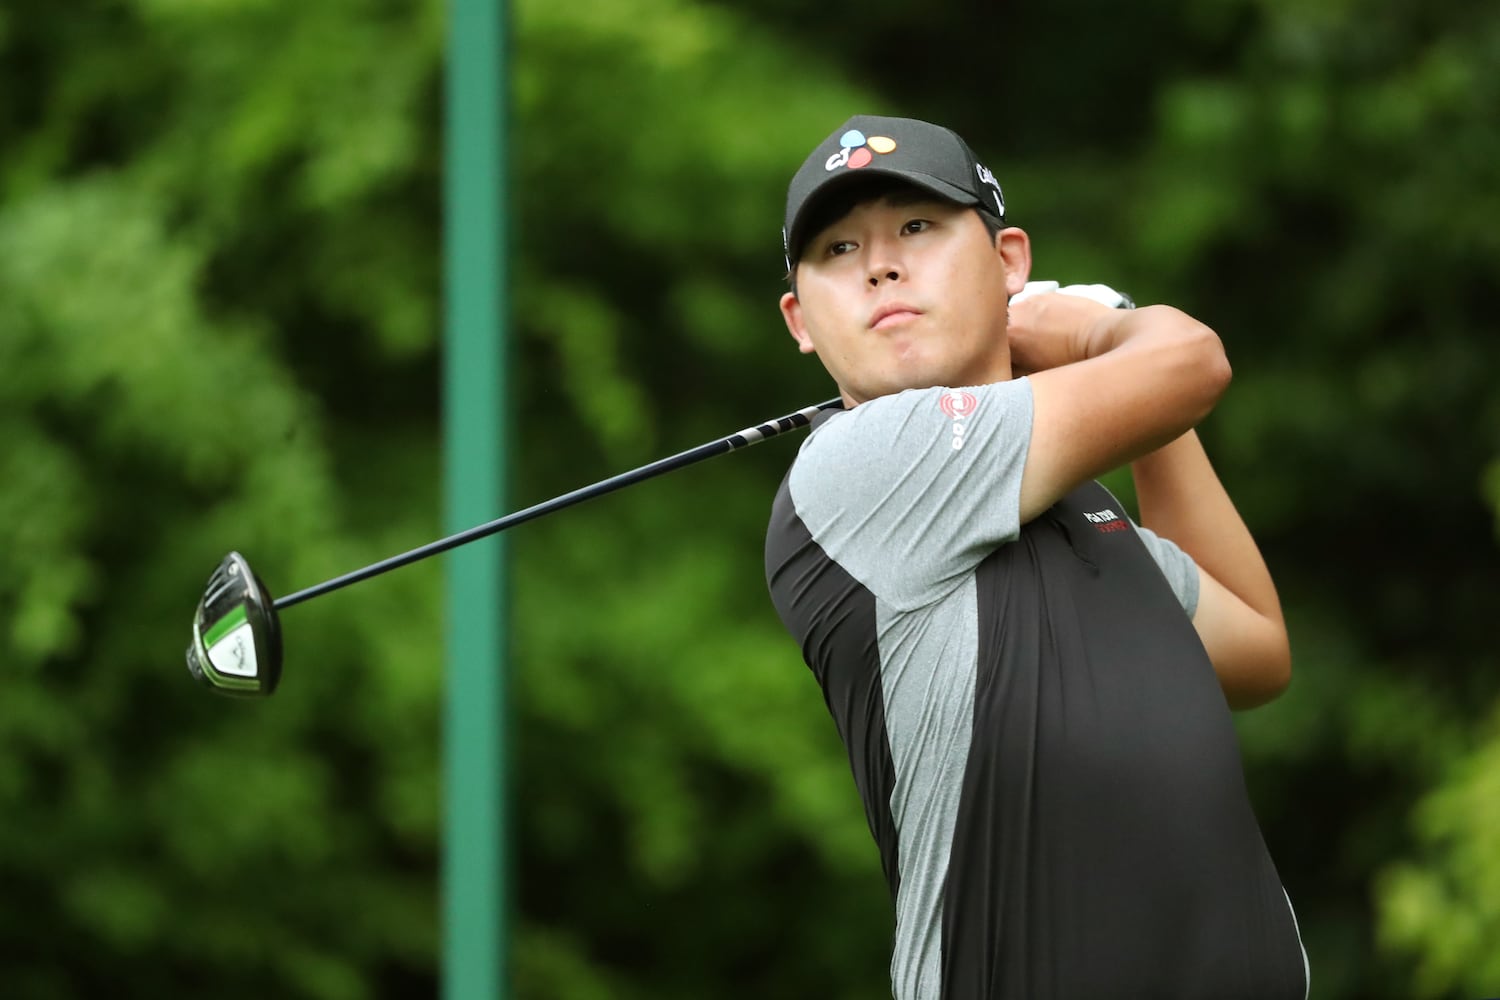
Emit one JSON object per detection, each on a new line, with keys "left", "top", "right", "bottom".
{"left": 442, "top": 0, "right": 510, "bottom": 996}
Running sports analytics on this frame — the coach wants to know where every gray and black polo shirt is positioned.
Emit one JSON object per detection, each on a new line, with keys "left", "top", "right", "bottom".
{"left": 764, "top": 381, "right": 1307, "bottom": 999}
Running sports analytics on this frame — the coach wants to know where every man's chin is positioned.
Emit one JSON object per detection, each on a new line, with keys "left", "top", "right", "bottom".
{"left": 845, "top": 360, "right": 1007, "bottom": 402}
{"left": 851, "top": 374, "right": 945, "bottom": 402}
{"left": 884, "top": 362, "right": 961, "bottom": 395}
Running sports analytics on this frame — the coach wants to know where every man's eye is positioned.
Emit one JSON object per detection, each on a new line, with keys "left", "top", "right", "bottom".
{"left": 902, "top": 219, "right": 932, "bottom": 235}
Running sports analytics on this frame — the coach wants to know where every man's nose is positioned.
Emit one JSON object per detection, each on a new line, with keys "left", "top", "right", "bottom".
{"left": 866, "top": 239, "right": 904, "bottom": 286}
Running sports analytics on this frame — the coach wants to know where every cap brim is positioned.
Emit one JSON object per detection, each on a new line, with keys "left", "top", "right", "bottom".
{"left": 786, "top": 168, "right": 983, "bottom": 267}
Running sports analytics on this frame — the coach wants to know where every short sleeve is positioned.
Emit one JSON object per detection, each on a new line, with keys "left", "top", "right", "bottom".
{"left": 1133, "top": 524, "right": 1201, "bottom": 617}
{"left": 787, "top": 381, "right": 1034, "bottom": 611}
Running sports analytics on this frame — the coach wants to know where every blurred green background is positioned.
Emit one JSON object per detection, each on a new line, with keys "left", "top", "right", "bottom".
{"left": 2, "top": 0, "right": 1498, "bottom": 996}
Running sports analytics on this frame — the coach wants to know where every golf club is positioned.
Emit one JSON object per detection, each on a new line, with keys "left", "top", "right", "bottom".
{"left": 186, "top": 397, "right": 843, "bottom": 697}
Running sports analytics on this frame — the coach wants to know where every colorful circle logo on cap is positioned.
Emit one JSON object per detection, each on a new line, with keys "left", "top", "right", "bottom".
{"left": 825, "top": 129, "right": 898, "bottom": 172}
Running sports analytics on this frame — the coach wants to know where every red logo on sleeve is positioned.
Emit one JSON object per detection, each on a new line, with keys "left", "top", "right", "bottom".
{"left": 938, "top": 390, "right": 978, "bottom": 450}
{"left": 938, "top": 391, "right": 977, "bottom": 419}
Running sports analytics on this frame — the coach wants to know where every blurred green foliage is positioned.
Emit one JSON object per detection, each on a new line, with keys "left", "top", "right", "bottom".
{"left": 1, "top": 0, "right": 1496, "bottom": 996}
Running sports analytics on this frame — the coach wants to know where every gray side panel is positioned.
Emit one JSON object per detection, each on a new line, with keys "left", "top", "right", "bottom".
{"left": 876, "top": 581, "right": 980, "bottom": 999}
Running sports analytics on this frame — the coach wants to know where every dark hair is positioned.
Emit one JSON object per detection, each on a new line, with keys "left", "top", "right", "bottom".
{"left": 784, "top": 175, "right": 1004, "bottom": 292}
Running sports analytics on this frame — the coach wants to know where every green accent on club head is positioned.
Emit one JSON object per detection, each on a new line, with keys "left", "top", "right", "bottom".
{"left": 202, "top": 604, "right": 249, "bottom": 648}
{"left": 190, "top": 620, "right": 264, "bottom": 693}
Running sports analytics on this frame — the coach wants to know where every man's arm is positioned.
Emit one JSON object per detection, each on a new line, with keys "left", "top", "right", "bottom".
{"left": 1133, "top": 432, "right": 1292, "bottom": 709}
{"left": 1009, "top": 291, "right": 1289, "bottom": 707}
{"left": 1011, "top": 295, "right": 1231, "bottom": 524}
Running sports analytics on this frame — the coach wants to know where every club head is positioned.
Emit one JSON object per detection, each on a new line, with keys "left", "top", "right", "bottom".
{"left": 186, "top": 552, "right": 283, "bottom": 697}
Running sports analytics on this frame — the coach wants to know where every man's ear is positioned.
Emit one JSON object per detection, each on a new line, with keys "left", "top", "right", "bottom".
{"left": 780, "top": 291, "right": 817, "bottom": 355}
{"left": 994, "top": 227, "right": 1033, "bottom": 298}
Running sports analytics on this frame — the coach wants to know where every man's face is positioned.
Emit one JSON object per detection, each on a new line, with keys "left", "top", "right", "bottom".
{"left": 780, "top": 192, "right": 1031, "bottom": 406}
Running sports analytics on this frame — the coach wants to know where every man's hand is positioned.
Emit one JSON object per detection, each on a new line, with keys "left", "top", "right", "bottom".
{"left": 1007, "top": 283, "right": 1137, "bottom": 377}
{"left": 1007, "top": 291, "right": 1117, "bottom": 377}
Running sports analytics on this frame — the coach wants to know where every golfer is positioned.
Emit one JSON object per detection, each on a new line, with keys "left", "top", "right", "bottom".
{"left": 765, "top": 115, "right": 1308, "bottom": 999}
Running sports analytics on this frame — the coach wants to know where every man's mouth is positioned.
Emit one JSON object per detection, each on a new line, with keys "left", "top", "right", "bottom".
{"left": 870, "top": 303, "right": 922, "bottom": 330}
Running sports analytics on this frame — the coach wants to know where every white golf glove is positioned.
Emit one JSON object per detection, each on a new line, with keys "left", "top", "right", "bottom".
{"left": 1011, "top": 280, "right": 1135, "bottom": 310}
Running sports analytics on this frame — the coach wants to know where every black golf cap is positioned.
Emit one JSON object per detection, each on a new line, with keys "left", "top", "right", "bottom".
{"left": 782, "top": 115, "right": 1007, "bottom": 272}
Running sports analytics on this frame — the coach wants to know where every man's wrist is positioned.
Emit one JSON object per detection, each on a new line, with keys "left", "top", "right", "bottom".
{"left": 1078, "top": 307, "right": 1135, "bottom": 361}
